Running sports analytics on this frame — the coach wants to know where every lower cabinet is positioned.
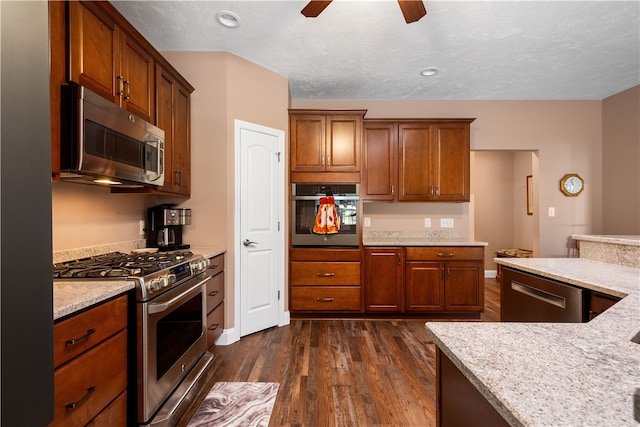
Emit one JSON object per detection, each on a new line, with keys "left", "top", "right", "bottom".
{"left": 289, "top": 248, "right": 361, "bottom": 312}
{"left": 51, "top": 295, "right": 128, "bottom": 427}
{"left": 361, "top": 246, "right": 485, "bottom": 315}
{"left": 437, "top": 348, "right": 509, "bottom": 427}
{"left": 364, "top": 247, "right": 404, "bottom": 311}
{"left": 206, "top": 253, "right": 225, "bottom": 348}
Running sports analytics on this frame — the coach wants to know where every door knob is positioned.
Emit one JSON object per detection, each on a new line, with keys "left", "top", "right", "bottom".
{"left": 243, "top": 239, "right": 257, "bottom": 247}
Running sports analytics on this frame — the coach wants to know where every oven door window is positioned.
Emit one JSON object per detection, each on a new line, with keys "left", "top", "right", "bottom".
{"left": 155, "top": 292, "right": 203, "bottom": 379}
{"left": 293, "top": 199, "right": 358, "bottom": 235}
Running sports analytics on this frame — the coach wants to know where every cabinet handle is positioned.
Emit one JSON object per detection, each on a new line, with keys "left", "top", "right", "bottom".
{"left": 317, "top": 272, "right": 335, "bottom": 277}
{"left": 397, "top": 253, "right": 401, "bottom": 265}
{"left": 124, "top": 80, "right": 131, "bottom": 100}
{"left": 435, "top": 185, "right": 440, "bottom": 196}
{"left": 436, "top": 253, "right": 454, "bottom": 257}
{"left": 65, "top": 328, "right": 96, "bottom": 346}
{"left": 208, "top": 324, "right": 220, "bottom": 331}
{"left": 391, "top": 184, "right": 394, "bottom": 195}
{"left": 317, "top": 297, "right": 335, "bottom": 302}
{"left": 326, "top": 154, "right": 330, "bottom": 166}
{"left": 321, "top": 156, "right": 325, "bottom": 166}
{"left": 208, "top": 290, "right": 219, "bottom": 296}
{"left": 446, "top": 267, "right": 450, "bottom": 280}
{"left": 66, "top": 386, "right": 96, "bottom": 409}
{"left": 430, "top": 185, "right": 434, "bottom": 196}
{"left": 116, "top": 75, "right": 124, "bottom": 96}
{"left": 442, "top": 267, "right": 445, "bottom": 282}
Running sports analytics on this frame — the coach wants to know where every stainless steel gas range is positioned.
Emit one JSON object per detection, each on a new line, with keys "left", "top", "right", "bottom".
{"left": 54, "top": 250, "right": 214, "bottom": 426}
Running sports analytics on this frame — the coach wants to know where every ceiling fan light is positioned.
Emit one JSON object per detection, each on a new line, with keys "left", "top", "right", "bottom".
{"left": 216, "top": 10, "right": 241, "bottom": 28}
{"left": 420, "top": 67, "right": 440, "bottom": 77}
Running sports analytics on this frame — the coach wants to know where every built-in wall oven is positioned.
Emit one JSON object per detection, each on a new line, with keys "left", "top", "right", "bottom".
{"left": 291, "top": 183, "right": 360, "bottom": 247}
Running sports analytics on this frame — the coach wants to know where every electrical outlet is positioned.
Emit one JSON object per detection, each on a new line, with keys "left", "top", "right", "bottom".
{"left": 364, "top": 217, "right": 371, "bottom": 227}
{"left": 424, "top": 218, "right": 431, "bottom": 228}
{"left": 548, "top": 207, "right": 556, "bottom": 217}
{"left": 139, "top": 220, "right": 146, "bottom": 235}
{"left": 441, "top": 218, "right": 454, "bottom": 228}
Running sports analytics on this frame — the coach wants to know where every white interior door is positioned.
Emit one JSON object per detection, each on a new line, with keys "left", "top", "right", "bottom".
{"left": 236, "top": 120, "right": 284, "bottom": 337}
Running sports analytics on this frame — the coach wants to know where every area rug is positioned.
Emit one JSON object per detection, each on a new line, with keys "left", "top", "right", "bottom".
{"left": 187, "top": 382, "right": 279, "bottom": 427}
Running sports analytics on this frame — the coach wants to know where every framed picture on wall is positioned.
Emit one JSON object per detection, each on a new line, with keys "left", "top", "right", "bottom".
{"left": 526, "top": 175, "right": 533, "bottom": 215}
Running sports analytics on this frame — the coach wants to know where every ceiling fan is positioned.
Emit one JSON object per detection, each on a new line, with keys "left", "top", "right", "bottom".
{"left": 301, "top": 0, "right": 427, "bottom": 24}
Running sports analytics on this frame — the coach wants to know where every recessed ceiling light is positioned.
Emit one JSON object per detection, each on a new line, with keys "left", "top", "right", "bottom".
{"left": 216, "top": 10, "right": 241, "bottom": 28}
{"left": 420, "top": 67, "right": 440, "bottom": 77}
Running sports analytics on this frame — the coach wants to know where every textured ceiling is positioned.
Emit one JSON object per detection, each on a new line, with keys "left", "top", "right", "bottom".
{"left": 112, "top": 0, "right": 640, "bottom": 100}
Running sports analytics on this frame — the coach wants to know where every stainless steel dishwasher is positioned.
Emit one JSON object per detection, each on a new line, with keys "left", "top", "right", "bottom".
{"left": 501, "top": 267, "right": 586, "bottom": 322}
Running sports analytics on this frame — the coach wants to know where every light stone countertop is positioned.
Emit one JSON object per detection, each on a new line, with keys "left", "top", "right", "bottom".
{"left": 53, "top": 246, "right": 227, "bottom": 321}
{"left": 572, "top": 234, "right": 640, "bottom": 246}
{"left": 425, "top": 257, "right": 640, "bottom": 427}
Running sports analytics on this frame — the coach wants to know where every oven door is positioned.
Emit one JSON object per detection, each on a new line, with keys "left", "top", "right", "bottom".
{"left": 137, "top": 273, "right": 210, "bottom": 424}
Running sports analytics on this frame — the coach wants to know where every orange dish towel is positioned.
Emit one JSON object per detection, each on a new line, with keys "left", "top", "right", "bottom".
{"left": 312, "top": 196, "right": 340, "bottom": 234}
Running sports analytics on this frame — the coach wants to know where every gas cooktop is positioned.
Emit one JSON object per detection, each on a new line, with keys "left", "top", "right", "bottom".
{"left": 53, "top": 250, "right": 194, "bottom": 279}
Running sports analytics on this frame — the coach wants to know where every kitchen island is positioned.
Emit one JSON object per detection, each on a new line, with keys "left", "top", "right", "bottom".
{"left": 425, "top": 256, "right": 640, "bottom": 426}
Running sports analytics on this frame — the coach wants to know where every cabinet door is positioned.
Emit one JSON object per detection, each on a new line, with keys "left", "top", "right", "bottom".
{"left": 364, "top": 248, "right": 404, "bottom": 311}
{"left": 68, "top": 2, "right": 119, "bottom": 102}
{"left": 156, "top": 68, "right": 175, "bottom": 193}
{"left": 398, "top": 123, "right": 433, "bottom": 201}
{"left": 326, "top": 115, "right": 362, "bottom": 172}
{"left": 432, "top": 123, "right": 470, "bottom": 201}
{"left": 405, "top": 261, "right": 445, "bottom": 311}
{"left": 290, "top": 114, "right": 326, "bottom": 171}
{"left": 363, "top": 122, "right": 396, "bottom": 200}
{"left": 173, "top": 82, "right": 191, "bottom": 195}
{"left": 120, "top": 34, "right": 155, "bottom": 122}
{"left": 444, "top": 261, "right": 483, "bottom": 311}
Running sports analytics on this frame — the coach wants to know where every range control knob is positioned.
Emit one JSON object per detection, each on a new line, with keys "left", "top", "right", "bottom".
{"left": 167, "top": 274, "right": 177, "bottom": 285}
{"left": 147, "top": 279, "right": 161, "bottom": 292}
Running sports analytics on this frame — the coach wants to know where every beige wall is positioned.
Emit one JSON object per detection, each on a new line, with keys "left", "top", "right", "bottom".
{"left": 602, "top": 85, "right": 640, "bottom": 234}
{"left": 162, "top": 51, "right": 289, "bottom": 330}
{"left": 292, "top": 99, "right": 604, "bottom": 258}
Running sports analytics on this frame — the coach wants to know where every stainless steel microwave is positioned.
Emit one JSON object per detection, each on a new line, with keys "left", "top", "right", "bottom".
{"left": 60, "top": 85, "right": 165, "bottom": 187}
{"left": 291, "top": 183, "right": 360, "bottom": 247}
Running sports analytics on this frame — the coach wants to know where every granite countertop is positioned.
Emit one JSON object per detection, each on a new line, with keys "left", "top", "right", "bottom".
{"left": 425, "top": 257, "right": 640, "bottom": 426}
{"left": 53, "top": 245, "right": 227, "bottom": 321}
{"left": 362, "top": 230, "right": 488, "bottom": 247}
{"left": 572, "top": 234, "right": 640, "bottom": 246}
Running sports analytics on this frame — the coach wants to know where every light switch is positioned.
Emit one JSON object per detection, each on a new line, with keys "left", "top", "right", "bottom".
{"left": 424, "top": 218, "right": 431, "bottom": 228}
{"left": 364, "top": 217, "right": 371, "bottom": 227}
{"left": 441, "top": 218, "right": 454, "bottom": 228}
{"left": 139, "top": 220, "right": 146, "bottom": 235}
{"left": 548, "top": 207, "right": 556, "bottom": 217}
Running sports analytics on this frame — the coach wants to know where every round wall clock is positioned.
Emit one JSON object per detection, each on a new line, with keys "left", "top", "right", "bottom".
{"left": 560, "top": 173, "right": 584, "bottom": 196}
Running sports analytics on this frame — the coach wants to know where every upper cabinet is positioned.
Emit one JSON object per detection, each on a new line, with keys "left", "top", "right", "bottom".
{"left": 51, "top": 1, "right": 194, "bottom": 195}
{"left": 289, "top": 110, "right": 366, "bottom": 183}
{"left": 68, "top": 1, "right": 155, "bottom": 123}
{"left": 156, "top": 67, "right": 192, "bottom": 196}
{"left": 362, "top": 119, "right": 475, "bottom": 202}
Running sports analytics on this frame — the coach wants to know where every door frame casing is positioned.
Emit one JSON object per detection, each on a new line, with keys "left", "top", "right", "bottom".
{"left": 219, "top": 119, "right": 288, "bottom": 345}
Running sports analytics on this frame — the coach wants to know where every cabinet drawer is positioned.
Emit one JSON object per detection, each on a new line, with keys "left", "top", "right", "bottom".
{"left": 54, "top": 295, "right": 128, "bottom": 368}
{"left": 290, "top": 286, "right": 361, "bottom": 311}
{"left": 206, "top": 272, "right": 224, "bottom": 313}
{"left": 51, "top": 330, "right": 127, "bottom": 427}
{"left": 290, "top": 262, "right": 360, "bottom": 286}
{"left": 86, "top": 391, "right": 127, "bottom": 427}
{"left": 207, "top": 304, "right": 224, "bottom": 347}
{"left": 207, "top": 253, "right": 224, "bottom": 277}
{"left": 406, "top": 247, "right": 483, "bottom": 261}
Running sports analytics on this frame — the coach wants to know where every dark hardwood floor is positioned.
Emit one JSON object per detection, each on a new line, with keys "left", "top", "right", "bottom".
{"left": 178, "top": 278, "right": 501, "bottom": 426}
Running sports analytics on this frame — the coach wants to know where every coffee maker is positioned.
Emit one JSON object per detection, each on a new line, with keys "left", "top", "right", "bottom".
{"left": 146, "top": 204, "right": 191, "bottom": 251}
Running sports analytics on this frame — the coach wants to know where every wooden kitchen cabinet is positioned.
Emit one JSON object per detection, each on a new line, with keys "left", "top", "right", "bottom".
{"left": 289, "top": 248, "right": 362, "bottom": 312}
{"left": 68, "top": 1, "right": 155, "bottom": 122}
{"left": 405, "top": 247, "right": 485, "bottom": 313}
{"left": 289, "top": 110, "right": 366, "bottom": 183}
{"left": 364, "top": 247, "right": 405, "bottom": 311}
{"left": 51, "top": 295, "right": 128, "bottom": 427}
{"left": 205, "top": 253, "right": 225, "bottom": 348}
{"left": 362, "top": 119, "right": 474, "bottom": 202}
{"left": 156, "top": 67, "right": 192, "bottom": 196}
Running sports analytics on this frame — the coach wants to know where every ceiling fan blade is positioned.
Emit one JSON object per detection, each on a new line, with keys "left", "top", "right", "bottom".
{"left": 397, "top": 0, "right": 427, "bottom": 23}
{"left": 301, "top": 0, "right": 333, "bottom": 18}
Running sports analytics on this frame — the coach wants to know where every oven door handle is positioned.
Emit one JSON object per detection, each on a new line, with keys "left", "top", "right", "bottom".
{"left": 148, "top": 276, "right": 211, "bottom": 315}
